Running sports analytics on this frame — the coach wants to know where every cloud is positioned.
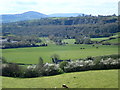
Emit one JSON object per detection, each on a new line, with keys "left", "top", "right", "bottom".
{"left": 16, "top": 1, "right": 38, "bottom": 5}
{"left": 0, "top": 0, "right": 119, "bottom": 15}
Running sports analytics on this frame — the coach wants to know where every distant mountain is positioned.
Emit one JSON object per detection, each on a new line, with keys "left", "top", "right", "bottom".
{"left": 1, "top": 11, "right": 86, "bottom": 23}
{"left": 49, "top": 13, "right": 84, "bottom": 17}
{"left": 1, "top": 11, "right": 48, "bottom": 23}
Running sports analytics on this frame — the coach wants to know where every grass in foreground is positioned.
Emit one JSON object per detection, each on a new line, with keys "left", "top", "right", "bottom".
{"left": 2, "top": 69, "right": 118, "bottom": 88}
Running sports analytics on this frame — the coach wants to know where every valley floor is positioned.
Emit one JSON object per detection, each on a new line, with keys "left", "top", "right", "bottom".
{"left": 2, "top": 44, "right": 119, "bottom": 64}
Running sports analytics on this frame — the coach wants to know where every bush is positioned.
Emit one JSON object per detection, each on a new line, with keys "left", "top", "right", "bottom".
{"left": 2, "top": 54, "right": 120, "bottom": 78}
{"left": 64, "top": 61, "right": 84, "bottom": 72}
{"left": 59, "top": 61, "right": 68, "bottom": 71}
{"left": 51, "top": 54, "right": 60, "bottom": 63}
{"left": 23, "top": 63, "right": 63, "bottom": 77}
{"left": 2, "top": 63, "right": 21, "bottom": 77}
{"left": 102, "top": 54, "right": 120, "bottom": 59}
{"left": 23, "top": 68, "right": 39, "bottom": 78}
{"left": 92, "top": 57, "right": 120, "bottom": 70}
{"left": 65, "top": 60, "right": 95, "bottom": 72}
{"left": 93, "top": 54, "right": 120, "bottom": 63}
{"left": 0, "top": 57, "right": 7, "bottom": 63}
{"left": 64, "top": 57, "right": 120, "bottom": 72}
{"left": 85, "top": 56, "right": 94, "bottom": 60}
{"left": 42, "top": 63, "right": 63, "bottom": 76}
{"left": 22, "top": 65, "right": 41, "bottom": 78}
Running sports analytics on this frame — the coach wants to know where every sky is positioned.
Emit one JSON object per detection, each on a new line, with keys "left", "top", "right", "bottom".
{"left": 0, "top": 0, "right": 119, "bottom": 15}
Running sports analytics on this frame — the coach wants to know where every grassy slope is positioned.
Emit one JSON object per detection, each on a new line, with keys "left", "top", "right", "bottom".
{"left": 91, "top": 37, "right": 109, "bottom": 41}
{"left": 91, "top": 32, "right": 120, "bottom": 42}
{"left": 91, "top": 37, "right": 119, "bottom": 43}
{"left": 62, "top": 32, "right": 120, "bottom": 43}
{"left": 103, "top": 38, "right": 120, "bottom": 43}
{"left": 2, "top": 45, "right": 118, "bottom": 64}
{"left": 2, "top": 69, "right": 118, "bottom": 88}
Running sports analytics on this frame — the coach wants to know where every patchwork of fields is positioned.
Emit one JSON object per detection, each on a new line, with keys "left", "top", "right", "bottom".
{"left": 2, "top": 33, "right": 119, "bottom": 88}
{"left": 2, "top": 44, "right": 118, "bottom": 64}
{"left": 2, "top": 69, "right": 118, "bottom": 88}
{"left": 1, "top": 14, "right": 119, "bottom": 89}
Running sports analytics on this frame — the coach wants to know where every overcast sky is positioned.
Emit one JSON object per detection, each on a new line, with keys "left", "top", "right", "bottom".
{"left": 0, "top": 0, "right": 119, "bottom": 15}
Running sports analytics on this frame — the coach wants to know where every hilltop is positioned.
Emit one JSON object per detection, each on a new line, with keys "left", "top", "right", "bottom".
{"left": 1, "top": 11, "right": 48, "bottom": 23}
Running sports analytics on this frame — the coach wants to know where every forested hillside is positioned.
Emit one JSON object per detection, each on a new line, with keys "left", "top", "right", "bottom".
{"left": 2, "top": 15, "right": 118, "bottom": 39}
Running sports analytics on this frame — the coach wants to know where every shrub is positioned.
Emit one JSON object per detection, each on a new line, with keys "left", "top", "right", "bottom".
{"left": 2, "top": 63, "right": 21, "bottom": 77}
{"left": 86, "top": 56, "right": 94, "bottom": 60}
{"left": 24, "top": 63, "right": 63, "bottom": 77}
{"left": 0, "top": 57, "right": 7, "bottom": 63}
{"left": 64, "top": 57, "right": 120, "bottom": 72}
{"left": 22, "top": 65, "right": 40, "bottom": 78}
{"left": 23, "top": 68, "right": 39, "bottom": 78}
{"left": 51, "top": 54, "right": 60, "bottom": 63}
{"left": 64, "top": 61, "right": 85, "bottom": 72}
{"left": 59, "top": 61, "right": 69, "bottom": 71}
{"left": 2, "top": 54, "right": 120, "bottom": 78}
{"left": 42, "top": 63, "right": 63, "bottom": 76}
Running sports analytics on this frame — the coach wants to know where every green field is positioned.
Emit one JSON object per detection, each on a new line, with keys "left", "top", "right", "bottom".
{"left": 2, "top": 69, "right": 118, "bottom": 88}
{"left": 2, "top": 44, "right": 118, "bottom": 64}
{"left": 62, "top": 39, "right": 75, "bottom": 44}
{"left": 91, "top": 37, "right": 109, "bottom": 41}
{"left": 39, "top": 33, "right": 120, "bottom": 44}
{"left": 91, "top": 37, "right": 119, "bottom": 43}
{"left": 103, "top": 38, "right": 120, "bottom": 43}
{"left": 39, "top": 37, "right": 55, "bottom": 44}
{"left": 91, "top": 33, "right": 120, "bottom": 42}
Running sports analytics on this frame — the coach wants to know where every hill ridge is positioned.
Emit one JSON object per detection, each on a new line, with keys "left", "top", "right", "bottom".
{"left": 1, "top": 11, "right": 85, "bottom": 23}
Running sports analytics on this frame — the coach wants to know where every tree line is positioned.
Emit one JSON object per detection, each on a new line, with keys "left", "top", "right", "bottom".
{"left": 1, "top": 35, "right": 48, "bottom": 49}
